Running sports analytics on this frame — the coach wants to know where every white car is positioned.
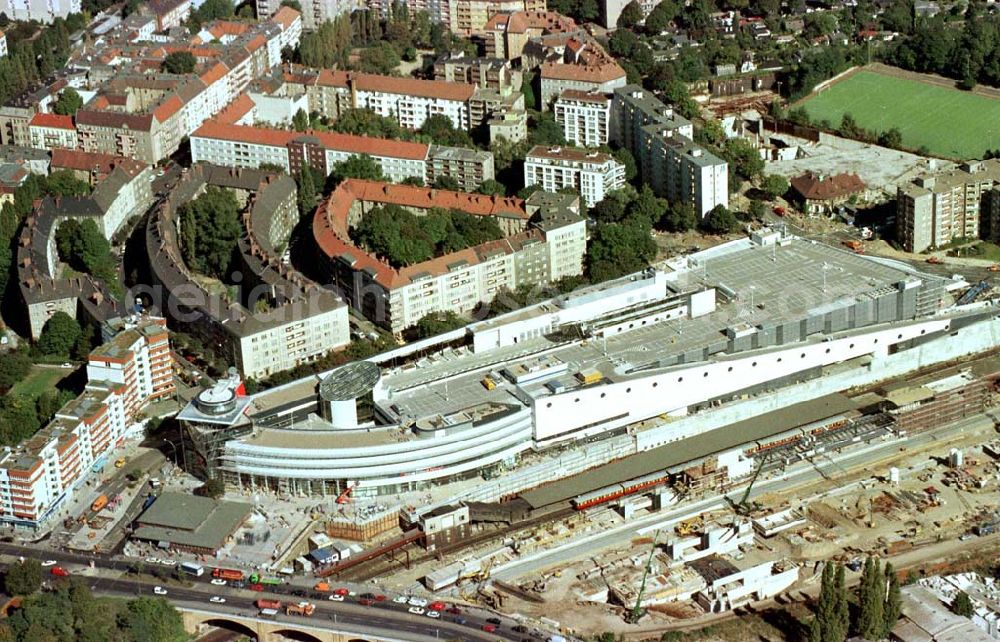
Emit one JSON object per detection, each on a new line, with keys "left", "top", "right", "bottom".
{"left": 40, "top": 560, "right": 57, "bottom": 567}
{"left": 328, "top": 594, "right": 344, "bottom": 602}
{"left": 407, "top": 596, "right": 428, "bottom": 607}
{"left": 144, "top": 557, "right": 161, "bottom": 565}
{"left": 209, "top": 596, "right": 226, "bottom": 604}
{"left": 408, "top": 606, "right": 425, "bottom": 615}
{"left": 426, "top": 610, "right": 440, "bottom": 619}
{"left": 153, "top": 586, "right": 167, "bottom": 595}
{"left": 159, "top": 560, "right": 176, "bottom": 567}
{"left": 210, "top": 579, "right": 227, "bottom": 586}
{"left": 392, "top": 595, "right": 408, "bottom": 604}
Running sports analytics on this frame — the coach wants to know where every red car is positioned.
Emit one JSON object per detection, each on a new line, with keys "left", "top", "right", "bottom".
{"left": 358, "top": 598, "right": 374, "bottom": 606}
{"left": 333, "top": 587, "right": 350, "bottom": 596}
{"left": 429, "top": 601, "right": 446, "bottom": 612}
{"left": 248, "top": 583, "right": 263, "bottom": 592}
{"left": 374, "top": 594, "right": 387, "bottom": 601}
{"left": 446, "top": 606, "right": 462, "bottom": 615}
{"left": 50, "top": 566, "right": 69, "bottom": 577}
{"left": 482, "top": 624, "right": 497, "bottom": 633}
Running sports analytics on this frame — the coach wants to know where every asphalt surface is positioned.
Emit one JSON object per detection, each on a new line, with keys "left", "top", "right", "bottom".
{"left": 0, "top": 542, "right": 547, "bottom": 642}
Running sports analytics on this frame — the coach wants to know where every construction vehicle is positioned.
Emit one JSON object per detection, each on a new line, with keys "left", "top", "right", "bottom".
{"left": 286, "top": 602, "right": 315, "bottom": 617}
{"left": 726, "top": 458, "right": 766, "bottom": 517}
{"left": 626, "top": 529, "right": 660, "bottom": 623}
{"left": 925, "top": 256, "right": 944, "bottom": 265}
{"left": 481, "top": 376, "right": 497, "bottom": 390}
{"left": 336, "top": 483, "right": 354, "bottom": 504}
{"left": 576, "top": 368, "right": 603, "bottom": 385}
{"left": 114, "top": 457, "right": 126, "bottom": 468}
{"left": 255, "top": 599, "right": 282, "bottom": 610}
{"left": 989, "top": 264, "right": 1000, "bottom": 272}
{"left": 314, "top": 581, "right": 331, "bottom": 592}
{"left": 843, "top": 240, "right": 864, "bottom": 254}
{"left": 91, "top": 495, "right": 108, "bottom": 512}
{"left": 675, "top": 515, "right": 703, "bottom": 536}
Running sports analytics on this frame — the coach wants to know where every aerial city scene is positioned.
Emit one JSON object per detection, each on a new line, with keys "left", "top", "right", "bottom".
{"left": 2, "top": 0, "right": 1000, "bottom": 640}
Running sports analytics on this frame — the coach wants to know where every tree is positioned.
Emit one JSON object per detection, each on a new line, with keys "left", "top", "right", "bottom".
{"left": 292, "top": 108, "right": 309, "bottom": 132}
{"left": 280, "top": 0, "right": 301, "bottom": 9}
{"left": 722, "top": 138, "right": 765, "bottom": 183}
{"left": 749, "top": 199, "right": 767, "bottom": 220}
{"left": 38, "top": 312, "right": 82, "bottom": 357}
{"left": 644, "top": 0, "right": 678, "bottom": 32}
{"left": 809, "top": 562, "right": 848, "bottom": 642}
{"left": 330, "top": 154, "right": 384, "bottom": 184}
{"left": 0, "top": 351, "right": 31, "bottom": 391}
{"left": 161, "top": 51, "right": 196, "bottom": 74}
{"left": 418, "top": 114, "right": 473, "bottom": 148}
{"left": 196, "top": 478, "right": 225, "bottom": 499}
{"left": 178, "top": 186, "right": 241, "bottom": 279}
{"left": 432, "top": 175, "right": 462, "bottom": 191}
{"left": 617, "top": 0, "right": 643, "bottom": 28}
{"left": 659, "top": 201, "right": 697, "bottom": 232}
{"left": 55, "top": 219, "right": 115, "bottom": 285}
{"left": 296, "top": 165, "right": 321, "bottom": 217}
{"left": 529, "top": 113, "right": 566, "bottom": 146}
{"left": 878, "top": 127, "right": 903, "bottom": 149}
{"left": 953, "top": 591, "right": 974, "bottom": 617}
{"left": 413, "top": 311, "right": 466, "bottom": 338}
{"left": 118, "top": 596, "right": 186, "bottom": 641}
{"left": 477, "top": 179, "right": 506, "bottom": 196}
{"left": 612, "top": 147, "right": 637, "bottom": 182}
{"left": 858, "top": 557, "right": 885, "bottom": 640}
{"left": 3, "top": 559, "right": 42, "bottom": 596}
{"left": 700, "top": 205, "right": 738, "bottom": 234}
{"left": 358, "top": 41, "right": 401, "bottom": 75}
{"left": 51, "top": 88, "right": 82, "bottom": 116}
{"left": 883, "top": 562, "right": 902, "bottom": 638}
{"left": 762, "top": 174, "right": 789, "bottom": 199}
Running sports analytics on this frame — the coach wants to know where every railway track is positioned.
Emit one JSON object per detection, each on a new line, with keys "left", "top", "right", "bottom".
{"left": 339, "top": 505, "right": 575, "bottom": 582}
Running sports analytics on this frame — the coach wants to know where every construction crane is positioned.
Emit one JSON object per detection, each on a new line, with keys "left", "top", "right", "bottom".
{"left": 726, "top": 457, "right": 766, "bottom": 517}
{"left": 626, "top": 529, "right": 660, "bottom": 624}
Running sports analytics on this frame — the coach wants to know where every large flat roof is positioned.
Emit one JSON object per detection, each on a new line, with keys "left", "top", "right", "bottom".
{"left": 133, "top": 492, "right": 252, "bottom": 551}
{"left": 518, "top": 393, "right": 858, "bottom": 509}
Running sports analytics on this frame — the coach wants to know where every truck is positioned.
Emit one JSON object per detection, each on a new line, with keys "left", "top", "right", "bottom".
{"left": 179, "top": 562, "right": 204, "bottom": 577}
{"left": 212, "top": 567, "right": 245, "bottom": 581}
{"left": 286, "top": 602, "right": 315, "bottom": 617}
{"left": 91, "top": 495, "right": 108, "bottom": 512}
{"left": 313, "top": 581, "right": 331, "bottom": 592}
{"left": 575, "top": 368, "right": 603, "bottom": 385}
{"left": 255, "top": 599, "right": 282, "bottom": 610}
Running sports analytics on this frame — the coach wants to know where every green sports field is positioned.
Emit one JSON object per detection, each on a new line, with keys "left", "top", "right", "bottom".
{"left": 800, "top": 69, "right": 1000, "bottom": 159}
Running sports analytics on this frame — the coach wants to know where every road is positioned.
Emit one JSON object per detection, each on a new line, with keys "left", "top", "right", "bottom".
{"left": 493, "top": 415, "right": 987, "bottom": 582}
{"left": 0, "top": 543, "right": 549, "bottom": 642}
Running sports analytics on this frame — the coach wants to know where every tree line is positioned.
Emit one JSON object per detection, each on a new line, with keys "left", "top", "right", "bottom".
{"left": 810, "top": 558, "right": 901, "bottom": 642}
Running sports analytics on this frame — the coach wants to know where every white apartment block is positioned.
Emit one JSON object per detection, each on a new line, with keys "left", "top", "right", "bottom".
{"left": 0, "top": 31, "right": 7, "bottom": 58}
{"left": 28, "top": 113, "right": 78, "bottom": 151}
{"left": 554, "top": 89, "right": 611, "bottom": 148}
{"left": 0, "top": 0, "right": 79, "bottom": 22}
{"left": 524, "top": 145, "right": 625, "bottom": 207}
{"left": 897, "top": 159, "right": 1000, "bottom": 253}
{"left": 256, "top": 0, "right": 354, "bottom": 30}
{"left": 235, "top": 305, "right": 350, "bottom": 379}
{"left": 353, "top": 82, "right": 472, "bottom": 131}
{"left": 0, "top": 317, "right": 173, "bottom": 529}
{"left": 612, "top": 85, "right": 728, "bottom": 216}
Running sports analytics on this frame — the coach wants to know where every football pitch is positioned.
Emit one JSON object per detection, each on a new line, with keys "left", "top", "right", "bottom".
{"left": 800, "top": 69, "right": 1000, "bottom": 160}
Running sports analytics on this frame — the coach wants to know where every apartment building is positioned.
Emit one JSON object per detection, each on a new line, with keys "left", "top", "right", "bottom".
{"left": 483, "top": 10, "right": 578, "bottom": 60}
{"left": 611, "top": 85, "right": 728, "bottom": 216}
{"left": 313, "top": 180, "right": 587, "bottom": 332}
{"left": 191, "top": 121, "right": 495, "bottom": 189}
{"left": 896, "top": 159, "right": 1000, "bottom": 253}
{"left": 257, "top": 0, "right": 355, "bottom": 30}
{"left": 0, "top": 317, "right": 173, "bottom": 529}
{"left": 27, "top": 113, "right": 78, "bottom": 151}
{"left": 0, "top": 0, "right": 79, "bottom": 22}
{"left": 433, "top": 55, "right": 519, "bottom": 93}
{"left": 446, "top": 0, "right": 546, "bottom": 33}
{"left": 539, "top": 39, "right": 627, "bottom": 108}
{"left": 554, "top": 89, "right": 611, "bottom": 148}
{"left": 524, "top": 145, "right": 625, "bottom": 207}
{"left": 145, "top": 0, "right": 192, "bottom": 30}
{"left": 0, "top": 31, "right": 6, "bottom": 58}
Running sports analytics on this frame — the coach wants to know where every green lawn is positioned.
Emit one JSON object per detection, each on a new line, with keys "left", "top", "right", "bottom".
{"left": 800, "top": 70, "right": 1000, "bottom": 159}
{"left": 9, "top": 367, "right": 70, "bottom": 399}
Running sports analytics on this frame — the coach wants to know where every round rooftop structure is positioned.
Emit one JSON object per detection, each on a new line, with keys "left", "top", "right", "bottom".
{"left": 319, "top": 360, "right": 380, "bottom": 401}
{"left": 195, "top": 381, "right": 238, "bottom": 416}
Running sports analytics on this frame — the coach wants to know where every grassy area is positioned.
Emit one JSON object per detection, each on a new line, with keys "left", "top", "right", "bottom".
{"left": 948, "top": 241, "right": 1000, "bottom": 261}
{"left": 9, "top": 366, "right": 70, "bottom": 399}
{"left": 800, "top": 69, "right": 1000, "bottom": 159}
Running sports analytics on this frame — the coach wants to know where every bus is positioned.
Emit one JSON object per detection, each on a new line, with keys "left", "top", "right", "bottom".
{"left": 179, "top": 562, "right": 204, "bottom": 577}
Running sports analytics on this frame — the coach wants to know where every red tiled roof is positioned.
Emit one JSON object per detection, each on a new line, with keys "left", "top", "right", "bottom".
{"left": 317, "top": 71, "right": 476, "bottom": 102}
{"left": 152, "top": 95, "right": 184, "bottom": 122}
{"left": 215, "top": 94, "right": 255, "bottom": 124}
{"left": 244, "top": 34, "right": 267, "bottom": 52}
{"left": 50, "top": 149, "right": 148, "bottom": 175}
{"left": 29, "top": 113, "right": 75, "bottom": 130}
{"left": 313, "top": 179, "right": 532, "bottom": 289}
{"left": 199, "top": 61, "right": 229, "bottom": 86}
{"left": 486, "top": 10, "right": 576, "bottom": 34}
{"left": 271, "top": 6, "right": 301, "bottom": 29}
{"left": 191, "top": 121, "right": 430, "bottom": 160}
{"left": 791, "top": 172, "right": 866, "bottom": 201}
